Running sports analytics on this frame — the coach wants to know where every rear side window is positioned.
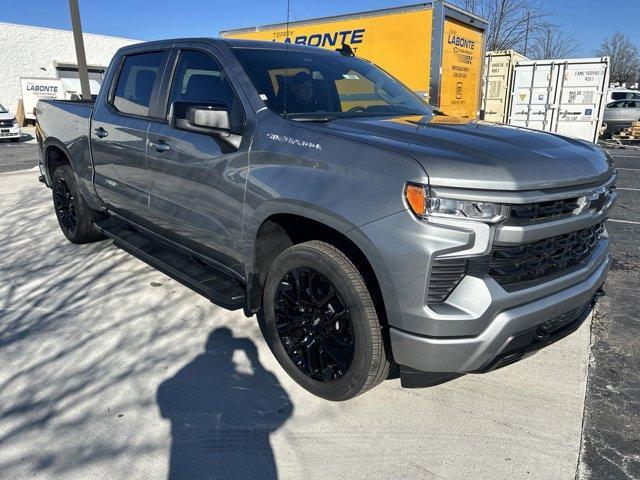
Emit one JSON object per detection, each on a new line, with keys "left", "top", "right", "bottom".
{"left": 112, "top": 51, "right": 164, "bottom": 117}
{"left": 611, "top": 92, "right": 628, "bottom": 100}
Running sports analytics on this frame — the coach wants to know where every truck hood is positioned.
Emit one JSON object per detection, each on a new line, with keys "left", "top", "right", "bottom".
{"left": 0, "top": 112, "right": 15, "bottom": 121}
{"left": 304, "top": 115, "right": 614, "bottom": 190}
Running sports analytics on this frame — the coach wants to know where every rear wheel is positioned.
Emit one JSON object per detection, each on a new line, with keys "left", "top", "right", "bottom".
{"left": 52, "top": 165, "right": 103, "bottom": 243}
{"left": 262, "top": 240, "right": 389, "bottom": 401}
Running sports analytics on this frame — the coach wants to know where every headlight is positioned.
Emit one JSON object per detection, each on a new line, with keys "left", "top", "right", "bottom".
{"left": 405, "top": 183, "right": 508, "bottom": 223}
{"left": 12, "top": 118, "right": 19, "bottom": 127}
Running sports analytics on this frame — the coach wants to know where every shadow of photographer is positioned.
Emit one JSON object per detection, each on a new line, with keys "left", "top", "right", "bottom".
{"left": 157, "top": 327, "right": 293, "bottom": 480}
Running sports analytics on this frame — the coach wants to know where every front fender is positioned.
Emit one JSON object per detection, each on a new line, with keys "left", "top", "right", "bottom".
{"left": 242, "top": 197, "right": 358, "bottom": 274}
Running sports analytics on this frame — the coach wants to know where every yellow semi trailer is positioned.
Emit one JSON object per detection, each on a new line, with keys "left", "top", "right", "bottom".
{"left": 220, "top": 2, "right": 488, "bottom": 119}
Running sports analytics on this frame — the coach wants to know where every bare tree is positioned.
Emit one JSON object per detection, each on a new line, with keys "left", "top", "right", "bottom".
{"left": 528, "top": 27, "right": 581, "bottom": 60}
{"left": 453, "top": 0, "right": 581, "bottom": 59}
{"left": 596, "top": 32, "right": 640, "bottom": 86}
{"left": 453, "top": 0, "right": 548, "bottom": 53}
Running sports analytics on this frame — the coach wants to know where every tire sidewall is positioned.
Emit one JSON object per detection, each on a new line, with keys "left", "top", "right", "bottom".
{"left": 52, "top": 166, "right": 81, "bottom": 242}
{"left": 262, "top": 244, "right": 378, "bottom": 401}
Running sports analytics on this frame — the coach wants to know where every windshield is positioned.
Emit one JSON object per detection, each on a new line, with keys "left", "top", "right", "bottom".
{"left": 233, "top": 48, "right": 433, "bottom": 119}
{"left": 0, "top": 103, "right": 7, "bottom": 114}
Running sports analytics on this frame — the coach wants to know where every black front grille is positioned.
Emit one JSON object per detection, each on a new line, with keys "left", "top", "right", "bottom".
{"left": 428, "top": 220, "right": 607, "bottom": 303}
{"left": 427, "top": 257, "right": 467, "bottom": 303}
{"left": 0, "top": 120, "right": 13, "bottom": 128}
{"left": 488, "top": 221, "right": 605, "bottom": 287}
{"left": 508, "top": 197, "right": 580, "bottom": 223}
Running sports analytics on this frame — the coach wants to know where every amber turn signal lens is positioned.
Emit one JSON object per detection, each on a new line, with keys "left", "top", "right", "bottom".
{"left": 405, "top": 183, "right": 426, "bottom": 217}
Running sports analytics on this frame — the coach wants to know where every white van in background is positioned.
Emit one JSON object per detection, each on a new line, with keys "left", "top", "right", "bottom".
{"left": 606, "top": 88, "right": 640, "bottom": 104}
{"left": 0, "top": 102, "right": 21, "bottom": 142}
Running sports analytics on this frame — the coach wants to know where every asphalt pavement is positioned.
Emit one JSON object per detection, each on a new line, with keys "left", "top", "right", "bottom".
{"left": 578, "top": 148, "right": 640, "bottom": 480}
{"left": 0, "top": 142, "right": 637, "bottom": 479}
{"left": 0, "top": 129, "right": 39, "bottom": 173}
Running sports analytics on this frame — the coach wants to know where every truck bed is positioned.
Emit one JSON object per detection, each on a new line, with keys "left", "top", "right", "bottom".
{"left": 37, "top": 99, "right": 94, "bottom": 144}
{"left": 36, "top": 99, "right": 96, "bottom": 195}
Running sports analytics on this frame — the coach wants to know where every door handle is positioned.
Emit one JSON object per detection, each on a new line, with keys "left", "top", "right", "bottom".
{"left": 94, "top": 127, "right": 108, "bottom": 138}
{"left": 149, "top": 139, "right": 170, "bottom": 153}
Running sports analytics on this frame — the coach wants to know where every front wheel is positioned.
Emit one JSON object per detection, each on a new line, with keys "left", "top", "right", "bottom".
{"left": 51, "top": 165, "right": 103, "bottom": 244}
{"left": 262, "top": 240, "right": 389, "bottom": 401}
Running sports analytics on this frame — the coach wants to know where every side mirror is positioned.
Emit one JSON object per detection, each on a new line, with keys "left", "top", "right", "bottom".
{"left": 189, "top": 106, "right": 230, "bottom": 131}
{"left": 169, "top": 101, "right": 237, "bottom": 136}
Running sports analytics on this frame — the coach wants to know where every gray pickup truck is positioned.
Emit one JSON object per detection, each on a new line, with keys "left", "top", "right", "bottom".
{"left": 36, "top": 38, "right": 617, "bottom": 400}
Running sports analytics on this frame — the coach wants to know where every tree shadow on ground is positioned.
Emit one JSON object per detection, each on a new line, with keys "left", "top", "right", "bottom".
{"left": 158, "top": 327, "right": 293, "bottom": 480}
{"left": 0, "top": 181, "right": 294, "bottom": 479}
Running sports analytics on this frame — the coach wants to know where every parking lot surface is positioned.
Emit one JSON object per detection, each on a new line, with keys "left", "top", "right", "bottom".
{"left": 0, "top": 129, "right": 39, "bottom": 173}
{"left": 0, "top": 146, "right": 637, "bottom": 479}
{"left": 579, "top": 148, "right": 640, "bottom": 480}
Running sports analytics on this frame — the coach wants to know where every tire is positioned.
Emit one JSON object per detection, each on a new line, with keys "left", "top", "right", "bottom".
{"left": 51, "top": 165, "right": 103, "bottom": 244}
{"left": 262, "top": 240, "right": 389, "bottom": 401}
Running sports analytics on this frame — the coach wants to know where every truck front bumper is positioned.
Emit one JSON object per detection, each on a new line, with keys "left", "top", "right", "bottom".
{"left": 389, "top": 254, "right": 608, "bottom": 373}
{"left": 350, "top": 191, "right": 613, "bottom": 375}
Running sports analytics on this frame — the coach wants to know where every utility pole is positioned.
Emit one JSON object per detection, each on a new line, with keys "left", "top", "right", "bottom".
{"left": 68, "top": 0, "right": 91, "bottom": 100}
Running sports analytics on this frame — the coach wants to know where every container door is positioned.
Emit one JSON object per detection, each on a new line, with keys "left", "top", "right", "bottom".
{"left": 554, "top": 61, "right": 609, "bottom": 142}
{"left": 482, "top": 53, "right": 512, "bottom": 123}
{"left": 508, "top": 62, "right": 560, "bottom": 133}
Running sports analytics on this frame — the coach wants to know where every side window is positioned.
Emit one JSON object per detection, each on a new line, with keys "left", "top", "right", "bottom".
{"left": 112, "top": 51, "right": 164, "bottom": 117}
{"left": 611, "top": 92, "right": 626, "bottom": 100}
{"left": 168, "top": 50, "right": 238, "bottom": 114}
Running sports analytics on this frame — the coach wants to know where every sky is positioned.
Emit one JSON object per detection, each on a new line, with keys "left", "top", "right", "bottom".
{"left": 0, "top": 0, "right": 639, "bottom": 57}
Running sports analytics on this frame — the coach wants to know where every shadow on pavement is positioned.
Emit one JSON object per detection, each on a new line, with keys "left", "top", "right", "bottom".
{"left": 0, "top": 185, "right": 293, "bottom": 477}
{"left": 157, "top": 327, "right": 293, "bottom": 480}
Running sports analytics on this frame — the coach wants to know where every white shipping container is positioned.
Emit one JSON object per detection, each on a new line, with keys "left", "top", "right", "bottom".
{"left": 481, "top": 50, "right": 528, "bottom": 123}
{"left": 507, "top": 57, "right": 610, "bottom": 142}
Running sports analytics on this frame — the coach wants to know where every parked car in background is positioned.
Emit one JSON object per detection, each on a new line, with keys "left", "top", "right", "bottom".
{"left": 0, "top": 103, "right": 21, "bottom": 142}
{"left": 602, "top": 100, "right": 640, "bottom": 137}
{"left": 605, "top": 88, "right": 640, "bottom": 103}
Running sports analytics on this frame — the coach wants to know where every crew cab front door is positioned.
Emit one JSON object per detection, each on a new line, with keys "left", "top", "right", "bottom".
{"left": 91, "top": 49, "right": 169, "bottom": 220}
{"left": 145, "top": 47, "right": 251, "bottom": 275}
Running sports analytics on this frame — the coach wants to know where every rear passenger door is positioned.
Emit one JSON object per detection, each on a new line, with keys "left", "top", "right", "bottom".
{"left": 92, "top": 48, "right": 169, "bottom": 220}
{"left": 145, "top": 46, "right": 251, "bottom": 275}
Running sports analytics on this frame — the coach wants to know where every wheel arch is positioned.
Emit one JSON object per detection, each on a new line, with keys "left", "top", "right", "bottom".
{"left": 43, "top": 140, "right": 72, "bottom": 184}
{"left": 248, "top": 212, "right": 397, "bottom": 338}
{"left": 42, "top": 138, "right": 106, "bottom": 213}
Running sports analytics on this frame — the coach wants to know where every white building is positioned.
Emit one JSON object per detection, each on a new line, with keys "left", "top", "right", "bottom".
{"left": 0, "top": 22, "right": 138, "bottom": 118}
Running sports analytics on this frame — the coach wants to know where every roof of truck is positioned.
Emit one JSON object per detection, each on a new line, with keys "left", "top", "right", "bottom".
{"left": 117, "top": 37, "right": 331, "bottom": 54}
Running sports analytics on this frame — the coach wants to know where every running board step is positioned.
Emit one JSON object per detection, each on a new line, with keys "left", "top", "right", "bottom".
{"left": 96, "top": 217, "right": 245, "bottom": 310}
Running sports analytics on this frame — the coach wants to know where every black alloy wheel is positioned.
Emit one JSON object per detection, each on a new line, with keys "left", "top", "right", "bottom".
{"left": 51, "top": 165, "right": 104, "bottom": 244}
{"left": 262, "top": 240, "right": 390, "bottom": 400}
{"left": 53, "top": 176, "right": 77, "bottom": 235}
{"left": 274, "top": 267, "right": 355, "bottom": 382}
